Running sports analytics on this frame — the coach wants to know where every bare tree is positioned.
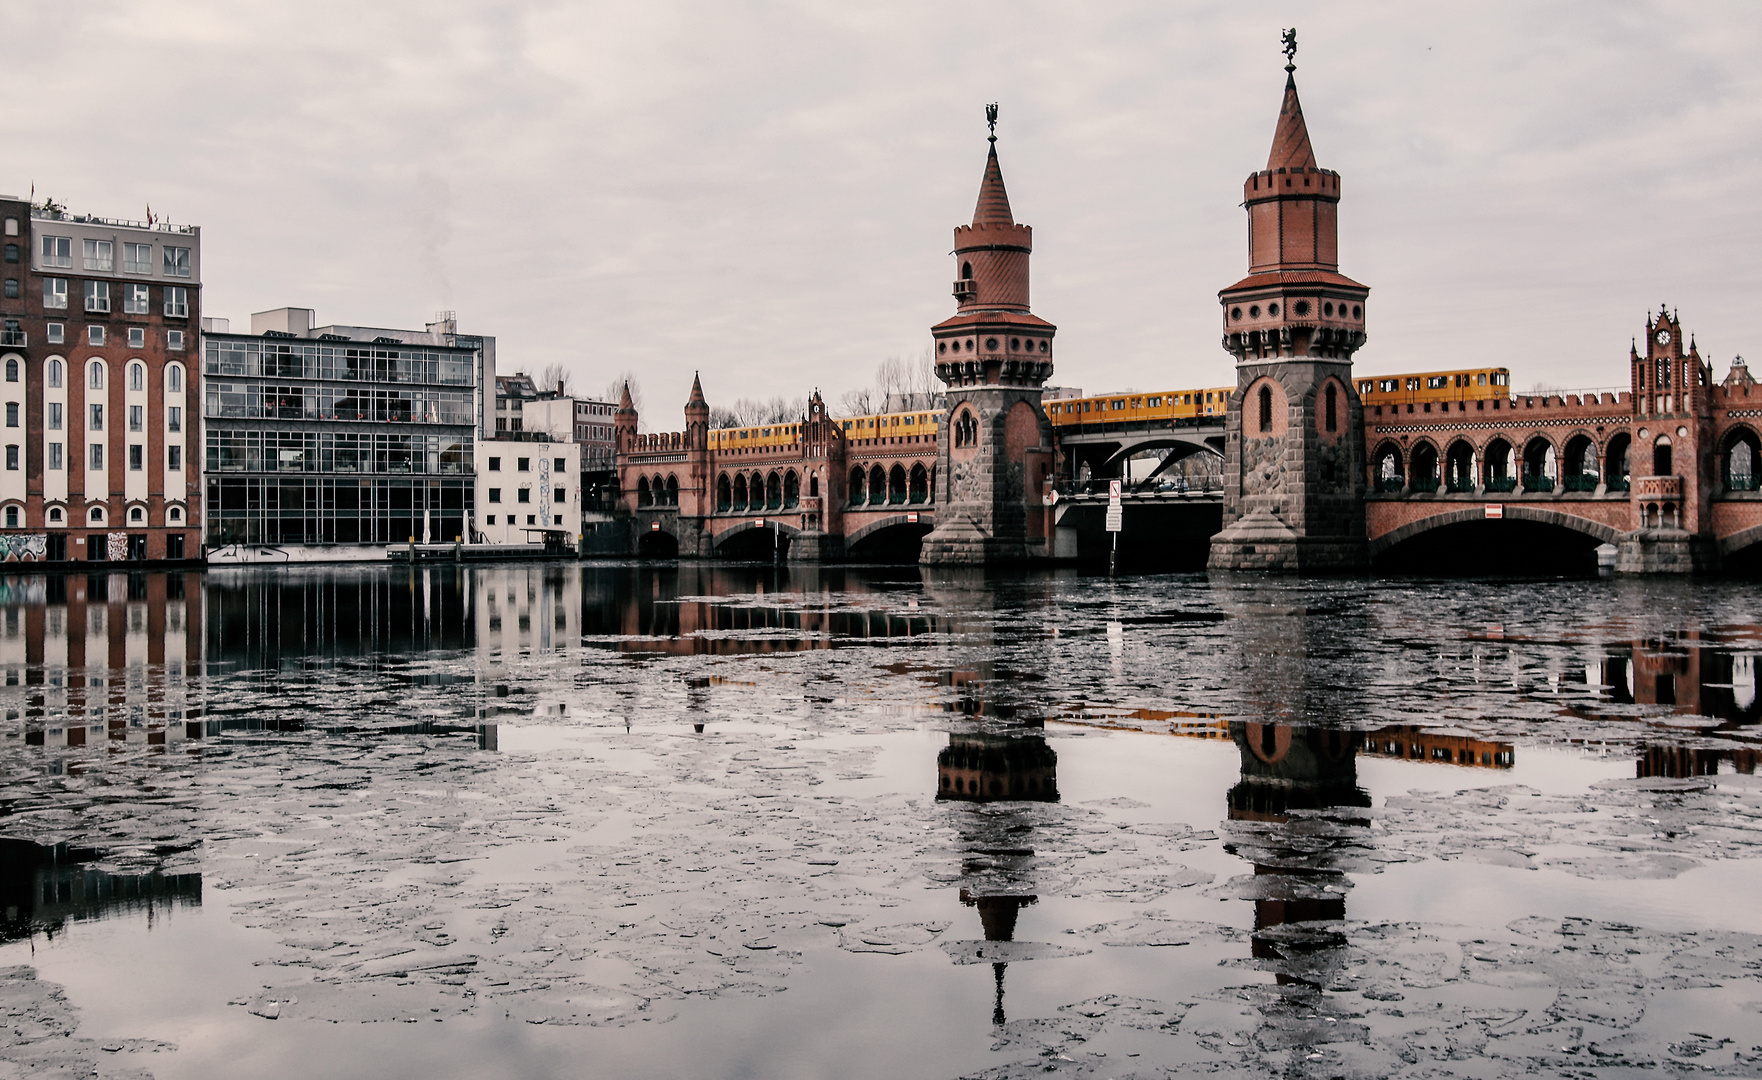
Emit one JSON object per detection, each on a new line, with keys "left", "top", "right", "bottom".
{"left": 536, "top": 362, "right": 575, "bottom": 397}
{"left": 839, "top": 387, "right": 878, "bottom": 416}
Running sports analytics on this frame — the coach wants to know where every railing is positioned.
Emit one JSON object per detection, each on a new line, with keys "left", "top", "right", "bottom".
{"left": 0, "top": 330, "right": 24, "bottom": 347}
{"left": 1605, "top": 476, "right": 1630, "bottom": 493}
{"left": 1375, "top": 476, "right": 1406, "bottom": 493}
{"left": 32, "top": 209, "right": 198, "bottom": 234}
{"left": 1635, "top": 474, "right": 1682, "bottom": 500}
{"left": 1408, "top": 476, "right": 1439, "bottom": 494}
{"left": 1561, "top": 474, "right": 1600, "bottom": 492}
{"left": 1726, "top": 474, "right": 1760, "bottom": 492}
{"left": 1052, "top": 477, "right": 1223, "bottom": 497}
{"left": 1445, "top": 477, "right": 1476, "bottom": 493}
{"left": 1484, "top": 477, "right": 1518, "bottom": 493}
{"left": 1521, "top": 475, "right": 1554, "bottom": 493}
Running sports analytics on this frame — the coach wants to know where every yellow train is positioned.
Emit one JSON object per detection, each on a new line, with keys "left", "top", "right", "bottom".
{"left": 1045, "top": 387, "right": 1236, "bottom": 427}
{"left": 1356, "top": 367, "right": 1510, "bottom": 410}
{"left": 708, "top": 409, "right": 940, "bottom": 451}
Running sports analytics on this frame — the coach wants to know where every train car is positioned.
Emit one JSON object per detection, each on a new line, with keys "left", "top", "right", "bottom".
{"left": 708, "top": 422, "right": 805, "bottom": 451}
{"left": 839, "top": 410, "right": 940, "bottom": 443}
{"left": 1355, "top": 367, "right": 1510, "bottom": 411}
{"left": 1045, "top": 386, "right": 1235, "bottom": 428}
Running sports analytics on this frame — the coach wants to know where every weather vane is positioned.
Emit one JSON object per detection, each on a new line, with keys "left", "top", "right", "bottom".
{"left": 1281, "top": 28, "right": 1298, "bottom": 72}
{"left": 986, "top": 102, "right": 999, "bottom": 143}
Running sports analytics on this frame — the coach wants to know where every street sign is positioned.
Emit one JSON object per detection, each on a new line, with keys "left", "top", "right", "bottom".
{"left": 1108, "top": 479, "right": 1122, "bottom": 505}
{"left": 1484, "top": 504, "right": 1504, "bottom": 519}
{"left": 1105, "top": 507, "right": 1123, "bottom": 532}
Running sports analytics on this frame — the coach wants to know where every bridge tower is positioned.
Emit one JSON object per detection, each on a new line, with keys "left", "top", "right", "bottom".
{"left": 919, "top": 110, "right": 1057, "bottom": 565}
{"left": 1209, "top": 48, "right": 1370, "bottom": 571}
{"left": 1618, "top": 306, "right": 1718, "bottom": 571}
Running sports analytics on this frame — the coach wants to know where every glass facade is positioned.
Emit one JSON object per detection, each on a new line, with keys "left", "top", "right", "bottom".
{"left": 202, "top": 336, "right": 477, "bottom": 546}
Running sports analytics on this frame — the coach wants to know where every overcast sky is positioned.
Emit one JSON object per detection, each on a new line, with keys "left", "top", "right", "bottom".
{"left": 7, "top": 1, "right": 1759, "bottom": 416}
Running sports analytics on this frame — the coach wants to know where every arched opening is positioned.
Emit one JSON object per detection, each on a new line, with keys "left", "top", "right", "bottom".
{"left": 1445, "top": 440, "right": 1476, "bottom": 492}
{"left": 1562, "top": 434, "right": 1599, "bottom": 491}
{"left": 1723, "top": 427, "right": 1760, "bottom": 491}
{"left": 1483, "top": 438, "right": 1515, "bottom": 492}
{"left": 846, "top": 520, "right": 934, "bottom": 563}
{"left": 716, "top": 473, "right": 732, "bottom": 512}
{"left": 665, "top": 474, "right": 679, "bottom": 506}
{"left": 961, "top": 261, "right": 973, "bottom": 280}
{"left": 1521, "top": 438, "right": 1556, "bottom": 492}
{"left": 4, "top": 359, "right": 15, "bottom": 383}
{"left": 47, "top": 359, "right": 62, "bottom": 388}
{"left": 1324, "top": 383, "right": 1337, "bottom": 433}
{"left": 809, "top": 474, "right": 819, "bottom": 498}
{"left": 1653, "top": 435, "right": 1673, "bottom": 477}
{"left": 868, "top": 465, "right": 886, "bottom": 506}
{"left": 637, "top": 476, "right": 652, "bottom": 507}
{"left": 3, "top": 506, "right": 16, "bottom": 528}
{"left": 783, "top": 470, "right": 800, "bottom": 509}
{"left": 1409, "top": 441, "right": 1439, "bottom": 493}
{"left": 715, "top": 524, "right": 790, "bottom": 561}
{"left": 1605, "top": 433, "right": 1631, "bottom": 492}
{"left": 908, "top": 463, "right": 929, "bottom": 504}
{"left": 635, "top": 528, "right": 679, "bottom": 559}
{"left": 1373, "top": 442, "right": 1404, "bottom": 493}
{"left": 765, "top": 471, "right": 782, "bottom": 511}
{"left": 954, "top": 410, "right": 977, "bottom": 448}
{"left": 1257, "top": 385, "right": 1273, "bottom": 433}
{"left": 847, "top": 466, "right": 865, "bottom": 507}
{"left": 732, "top": 473, "right": 749, "bottom": 511}
{"left": 888, "top": 465, "right": 908, "bottom": 504}
{"left": 128, "top": 362, "right": 144, "bottom": 391}
{"left": 1376, "top": 517, "right": 1606, "bottom": 575}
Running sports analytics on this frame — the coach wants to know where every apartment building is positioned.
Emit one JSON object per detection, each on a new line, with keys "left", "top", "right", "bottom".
{"left": 202, "top": 308, "right": 493, "bottom": 558}
{"left": 0, "top": 195, "right": 200, "bottom": 562}
{"left": 475, "top": 393, "right": 582, "bottom": 547}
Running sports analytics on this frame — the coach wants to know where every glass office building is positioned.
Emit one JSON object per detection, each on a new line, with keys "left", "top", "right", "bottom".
{"left": 202, "top": 309, "right": 487, "bottom": 547}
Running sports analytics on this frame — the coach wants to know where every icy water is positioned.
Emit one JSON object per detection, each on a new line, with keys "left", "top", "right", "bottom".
{"left": 1, "top": 563, "right": 1760, "bottom": 1080}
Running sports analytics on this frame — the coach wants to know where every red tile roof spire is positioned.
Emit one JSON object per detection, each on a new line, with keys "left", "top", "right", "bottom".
{"left": 1267, "top": 71, "right": 1318, "bottom": 173}
{"left": 686, "top": 371, "right": 706, "bottom": 407}
{"left": 972, "top": 104, "right": 1015, "bottom": 227}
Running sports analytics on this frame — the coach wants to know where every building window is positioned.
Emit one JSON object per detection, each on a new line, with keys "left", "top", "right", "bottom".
{"left": 168, "top": 506, "right": 181, "bottom": 522}
{"left": 128, "top": 362, "right": 144, "bottom": 391}
{"left": 485, "top": 515, "right": 496, "bottom": 526}
{"left": 554, "top": 457, "right": 565, "bottom": 471}
{"left": 84, "top": 281, "right": 109, "bottom": 313}
{"left": 488, "top": 488, "right": 501, "bottom": 503}
{"left": 48, "top": 403, "right": 61, "bottom": 430}
{"left": 554, "top": 487, "right": 566, "bottom": 503}
{"left": 1, "top": 245, "right": 14, "bottom": 263}
{"left": 46, "top": 324, "right": 63, "bottom": 345}
{"left": 129, "top": 506, "right": 144, "bottom": 523}
{"left": 47, "top": 506, "right": 61, "bottom": 522}
{"left": 87, "top": 326, "right": 104, "bottom": 346}
{"left": 89, "top": 507, "right": 103, "bottom": 523}
{"left": 89, "top": 404, "right": 103, "bottom": 430}
{"left": 1258, "top": 385, "right": 1273, "bottom": 432}
{"left": 47, "top": 443, "right": 61, "bottom": 470}
{"left": 168, "top": 405, "right": 181, "bottom": 432}
{"left": 47, "top": 360, "right": 62, "bottom": 389}
{"left": 4, "top": 446, "right": 15, "bottom": 471}
{"left": 3, "top": 359, "right": 13, "bottom": 383}
{"left": 164, "top": 286, "right": 188, "bottom": 318}
{"left": 89, "top": 362, "right": 103, "bottom": 389}
{"left": 83, "top": 239, "right": 113, "bottom": 272}
{"left": 41, "top": 236, "right": 71, "bottom": 268}
{"left": 167, "top": 364, "right": 183, "bottom": 393}
{"left": 517, "top": 488, "right": 530, "bottom": 503}
{"left": 127, "top": 327, "right": 145, "bottom": 348}
{"left": 89, "top": 444, "right": 103, "bottom": 470}
{"left": 167, "top": 330, "right": 184, "bottom": 350}
{"left": 3, "top": 506, "right": 15, "bottom": 528}
{"left": 2, "top": 280, "right": 14, "bottom": 299}
{"left": 43, "top": 277, "right": 68, "bottom": 309}
{"left": 168, "top": 445, "right": 181, "bottom": 470}
{"left": 4, "top": 403, "right": 15, "bottom": 426}
{"left": 124, "top": 283, "right": 150, "bottom": 315}
{"left": 129, "top": 444, "right": 143, "bottom": 470}
{"left": 517, "top": 457, "right": 530, "bottom": 471}
{"left": 1325, "top": 383, "right": 1338, "bottom": 433}
{"left": 488, "top": 456, "right": 500, "bottom": 471}
{"left": 163, "top": 246, "right": 191, "bottom": 277}
{"left": 123, "top": 243, "right": 152, "bottom": 275}
{"left": 129, "top": 405, "right": 143, "bottom": 432}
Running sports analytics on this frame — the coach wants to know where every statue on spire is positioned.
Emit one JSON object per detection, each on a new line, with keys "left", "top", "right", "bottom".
{"left": 986, "top": 102, "right": 999, "bottom": 143}
{"left": 1281, "top": 28, "right": 1298, "bottom": 72}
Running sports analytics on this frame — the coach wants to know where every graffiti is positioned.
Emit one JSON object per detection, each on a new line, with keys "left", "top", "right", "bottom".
{"left": 0, "top": 534, "right": 47, "bottom": 562}
{"left": 107, "top": 532, "right": 127, "bottom": 560}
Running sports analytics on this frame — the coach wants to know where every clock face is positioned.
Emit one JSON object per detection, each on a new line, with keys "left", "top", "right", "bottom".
{"left": 1656, "top": 329, "right": 1672, "bottom": 346}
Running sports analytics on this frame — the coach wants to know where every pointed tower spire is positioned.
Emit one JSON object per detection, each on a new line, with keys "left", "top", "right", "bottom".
{"left": 686, "top": 371, "right": 706, "bottom": 407}
{"left": 973, "top": 104, "right": 1014, "bottom": 226}
{"left": 618, "top": 381, "right": 634, "bottom": 412}
{"left": 1267, "top": 72, "right": 1318, "bottom": 172}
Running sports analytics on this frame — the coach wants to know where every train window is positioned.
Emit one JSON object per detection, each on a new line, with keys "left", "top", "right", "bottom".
{"left": 1477, "top": 373, "right": 1487, "bottom": 385}
{"left": 1359, "top": 382, "right": 1371, "bottom": 394}
{"left": 1379, "top": 379, "right": 1397, "bottom": 393}
{"left": 1493, "top": 373, "right": 1509, "bottom": 386}
{"left": 1406, "top": 378, "right": 1421, "bottom": 391}
{"left": 1427, "top": 376, "right": 1447, "bottom": 389}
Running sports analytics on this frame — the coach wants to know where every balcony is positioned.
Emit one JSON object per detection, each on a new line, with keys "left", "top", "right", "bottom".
{"left": 952, "top": 279, "right": 976, "bottom": 301}
{"left": 0, "top": 329, "right": 24, "bottom": 348}
{"left": 1635, "top": 475, "right": 1682, "bottom": 500}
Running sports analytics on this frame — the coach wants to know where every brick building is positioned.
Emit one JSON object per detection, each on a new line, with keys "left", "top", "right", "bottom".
{"left": 0, "top": 196, "right": 200, "bottom": 563}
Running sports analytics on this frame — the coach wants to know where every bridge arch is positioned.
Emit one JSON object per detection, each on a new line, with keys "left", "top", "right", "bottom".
{"left": 712, "top": 518, "right": 802, "bottom": 560}
{"left": 1721, "top": 424, "right": 1760, "bottom": 490}
{"left": 1409, "top": 438, "right": 1440, "bottom": 492}
{"left": 1372, "top": 505, "right": 1621, "bottom": 573}
{"left": 845, "top": 513, "right": 935, "bottom": 563}
{"left": 1371, "top": 440, "right": 1403, "bottom": 491}
{"left": 636, "top": 525, "right": 679, "bottom": 558}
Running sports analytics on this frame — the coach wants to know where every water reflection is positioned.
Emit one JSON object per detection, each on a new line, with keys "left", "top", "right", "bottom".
{"left": 0, "top": 838, "right": 201, "bottom": 942}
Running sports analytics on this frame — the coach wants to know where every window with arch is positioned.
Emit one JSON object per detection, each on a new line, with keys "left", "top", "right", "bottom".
{"left": 47, "top": 507, "right": 62, "bottom": 523}
{"left": 847, "top": 466, "right": 865, "bottom": 507}
{"left": 716, "top": 473, "right": 732, "bottom": 512}
{"left": 129, "top": 506, "right": 145, "bottom": 523}
{"left": 961, "top": 262, "right": 973, "bottom": 280}
{"left": 783, "top": 470, "right": 799, "bottom": 509}
{"left": 3, "top": 506, "right": 15, "bottom": 529}
{"left": 128, "top": 361, "right": 145, "bottom": 391}
{"left": 88, "top": 506, "right": 104, "bottom": 523}
{"left": 89, "top": 361, "right": 103, "bottom": 389}
{"left": 47, "top": 359, "right": 62, "bottom": 388}
{"left": 732, "top": 473, "right": 749, "bottom": 511}
{"left": 1258, "top": 385, "right": 1273, "bottom": 433}
{"left": 1324, "top": 383, "right": 1337, "bottom": 433}
{"left": 168, "top": 506, "right": 182, "bottom": 523}
{"left": 168, "top": 364, "right": 183, "bottom": 393}
{"left": 3, "top": 358, "right": 15, "bottom": 383}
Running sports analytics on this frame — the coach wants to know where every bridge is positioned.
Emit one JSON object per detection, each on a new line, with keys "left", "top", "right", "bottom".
{"left": 606, "top": 57, "right": 1761, "bottom": 574}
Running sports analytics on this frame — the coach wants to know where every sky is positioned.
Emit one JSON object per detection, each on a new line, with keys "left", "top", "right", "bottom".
{"left": 6, "top": 1, "right": 1760, "bottom": 418}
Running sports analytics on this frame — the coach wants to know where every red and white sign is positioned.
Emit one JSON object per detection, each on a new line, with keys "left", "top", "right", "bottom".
{"left": 1108, "top": 479, "right": 1122, "bottom": 505}
{"left": 907, "top": 513, "right": 919, "bottom": 523}
{"left": 1484, "top": 504, "right": 1504, "bottom": 519}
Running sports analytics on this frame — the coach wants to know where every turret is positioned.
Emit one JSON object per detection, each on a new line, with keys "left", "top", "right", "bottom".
{"left": 684, "top": 372, "right": 709, "bottom": 449}
{"left": 614, "top": 381, "right": 638, "bottom": 451}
